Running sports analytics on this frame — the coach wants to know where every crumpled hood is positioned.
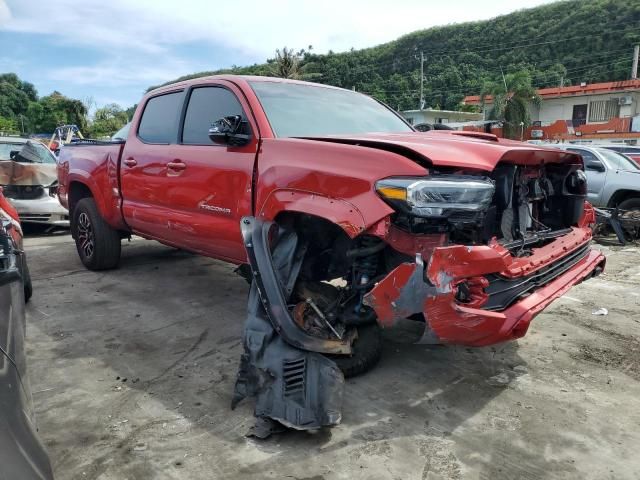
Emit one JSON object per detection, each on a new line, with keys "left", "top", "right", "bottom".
{"left": 299, "top": 131, "right": 581, "bottom": 171}
{"left": 0, "top": 161, "right": 57, "bottom": 187}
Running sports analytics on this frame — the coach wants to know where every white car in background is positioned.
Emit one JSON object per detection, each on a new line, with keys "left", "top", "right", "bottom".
{"left": 0, "top": 136, "right": 69, "bottom": 227}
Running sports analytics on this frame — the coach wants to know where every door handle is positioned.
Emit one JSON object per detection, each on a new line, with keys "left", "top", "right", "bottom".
{"left": 123, "top": 157, "right": 137, "bottom": 167}
{"left": 167, "top": 160, "right": 187, "bottom": 171}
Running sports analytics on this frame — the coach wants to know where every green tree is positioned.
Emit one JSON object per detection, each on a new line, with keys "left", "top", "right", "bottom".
{"left": 88, "top": 104, "right": 129, "bottom": 138}
{"left": 125, "top": 104, "right": 137, "bottom": 121}
{"left": 27, "top": 91, "right": 88, "bottom": 133}
{"left": 480, "top": 71, "right": 541, "bottom": 139}
{"left": 154, "top": 0, "right": 640, "bottom": 112}
{"left": 0, "top": 115, "right": 18, "bottom": 134}
{"left": 268, "top": 47, "right": 320, "bottom": 80}
{"left": 0, "top": 73, "right": 34, "bottom": 119}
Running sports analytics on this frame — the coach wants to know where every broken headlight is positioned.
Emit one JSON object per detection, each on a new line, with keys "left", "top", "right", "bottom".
{"left": 376, "top": 175, "right": 495, "bottom": 218}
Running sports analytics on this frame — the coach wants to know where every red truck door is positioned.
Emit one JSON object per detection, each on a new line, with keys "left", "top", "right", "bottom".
{"left": 121, "top": 82, "right": 258, "bottom": 263}
{"left": 120, "top": 89, "right": 186, "bottom": 242}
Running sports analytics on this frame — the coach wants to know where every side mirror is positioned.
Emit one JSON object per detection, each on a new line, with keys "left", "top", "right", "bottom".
{"left": 585, "top": 161, "right": 605, "bottom": 173}
{"left": 208, "top": 115, "right": 251, "bottom": 147}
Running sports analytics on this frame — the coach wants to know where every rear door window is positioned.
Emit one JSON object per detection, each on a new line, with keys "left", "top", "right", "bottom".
{"left": 182, "top": 87, "right": 246, "bottom": 145}
{"left": 138, "top": 91, "right": 184, "bottom": 144}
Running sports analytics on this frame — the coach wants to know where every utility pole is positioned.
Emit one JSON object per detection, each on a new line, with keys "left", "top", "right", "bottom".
{"left": 632, "top": 44, "right": 639, "bottom": 79}
{"left": 419, "top": 51, "right": 425, "bottom": 110}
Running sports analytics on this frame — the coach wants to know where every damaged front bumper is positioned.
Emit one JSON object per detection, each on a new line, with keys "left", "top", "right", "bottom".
{"left": 364, "top": 226, "right": 606, "bottom": 347}
{"left": 5, "top": 194, "right": 69, "bottom": 227}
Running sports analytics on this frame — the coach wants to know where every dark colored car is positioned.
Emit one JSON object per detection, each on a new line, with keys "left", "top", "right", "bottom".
{"left": 0, "top": 190, "right": 53, "bottom": 479}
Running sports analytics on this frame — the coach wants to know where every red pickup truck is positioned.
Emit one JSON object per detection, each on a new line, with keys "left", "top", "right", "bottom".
{"left": 57, "top": 75, "right": 605, "bottom": 431}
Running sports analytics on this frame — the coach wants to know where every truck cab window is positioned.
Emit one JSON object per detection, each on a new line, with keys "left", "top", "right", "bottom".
{"left": 568, "top": 149, "right": 604, "bottom": 171}
{"left": 182, "top": 87, "right": 246, "bottom": 145}
{"left": 138, "top": 91, "right": 183, "bottom": 144}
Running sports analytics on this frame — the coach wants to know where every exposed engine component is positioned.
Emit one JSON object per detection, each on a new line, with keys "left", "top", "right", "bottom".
{"left": 347, "top": 235, "right": 384, "bottom": 313}
{"left": 384, "top": 163, "right": 586, "bottom": 251}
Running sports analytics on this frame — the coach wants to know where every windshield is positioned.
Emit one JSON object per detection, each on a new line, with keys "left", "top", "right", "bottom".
{"left": 249, "top": 81, "right": 413, "bottom": 137}
{"left": 0, "top": 140, "right": 56, "bottom": 164}
{"left": 606, "top": 145, "right": 640, "bottom": 154}
{"left": 112, "top": 122, "right": 131, "bottom": 141}
{"left": 598, "top": 148, "right": 640, "bottom": 171}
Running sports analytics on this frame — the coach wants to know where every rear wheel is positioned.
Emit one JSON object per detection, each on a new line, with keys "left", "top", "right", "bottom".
{"left": 73, "top": 198, "right": 121, "bottom": 270}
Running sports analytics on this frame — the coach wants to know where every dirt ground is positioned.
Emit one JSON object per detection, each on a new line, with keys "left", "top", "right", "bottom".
{"left": 23, "top": 232, "right": 640, "bottom": 480}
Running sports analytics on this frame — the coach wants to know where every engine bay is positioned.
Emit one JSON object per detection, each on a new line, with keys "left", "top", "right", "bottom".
{"left": 392, "top": 162, "right": 588, "bottom": 253}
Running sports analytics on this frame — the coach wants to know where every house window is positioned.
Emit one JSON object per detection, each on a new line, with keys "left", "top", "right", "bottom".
{"left": 588, "top": 99, "right": 620, "bottom": 123}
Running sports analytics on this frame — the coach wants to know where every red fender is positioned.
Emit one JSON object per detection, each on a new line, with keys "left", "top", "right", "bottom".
{"left": 258, "top": 189, "right": 390, "bottom": 238}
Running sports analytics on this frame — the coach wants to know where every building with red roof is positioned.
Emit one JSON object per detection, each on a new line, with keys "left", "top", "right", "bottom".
{"left": 463, "top": 80, "right": 640, "bottom": 143}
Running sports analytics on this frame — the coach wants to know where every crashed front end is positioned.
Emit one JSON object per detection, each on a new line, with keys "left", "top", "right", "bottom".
{"left": 365, "top": 158, "right": 606, "bottom": 346}
{"left": 0, "top": 142, "right": 69, "bottom": 227}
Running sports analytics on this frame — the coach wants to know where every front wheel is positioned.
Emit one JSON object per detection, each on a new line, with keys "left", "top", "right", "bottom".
{"left": 73, "top": 198, "right": 121, "bottom": 270}
{"left": 329, "top": 323, "right": 383, "bottom": 378}
{"left": 618, "top": 198, "right": 640, "bottom": 240}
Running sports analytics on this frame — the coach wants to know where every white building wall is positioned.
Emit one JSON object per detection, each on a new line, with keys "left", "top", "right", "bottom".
{"left": 402, "top": 110, "right": 483, "bottom": 125}
{"left": 533, "top": 92, "right": 639, "bottom": 124}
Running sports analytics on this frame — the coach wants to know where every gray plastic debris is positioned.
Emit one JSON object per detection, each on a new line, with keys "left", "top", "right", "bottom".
{"left": 591, "top": 308, "right": 608, "bottom": 316}
{"left": 232, "top": 222, "right": 345, "bottom": 438}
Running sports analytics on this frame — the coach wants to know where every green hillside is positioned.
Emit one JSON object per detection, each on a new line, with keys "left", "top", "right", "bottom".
{"left": 154, "top": 0, "right": 640, "bottom": 111}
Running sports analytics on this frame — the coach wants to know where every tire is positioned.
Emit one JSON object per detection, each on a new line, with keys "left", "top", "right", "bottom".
{"left": 329, "top": 323, "right": 383, "bottom": 378}
{"left": 618, "top": 198, "right": 640, "bottom": 211}
{"left": 73, "top": 198, "right": 121, "bottom": 270}
{"left": 22, "top": 256, "right": 32, "bottom": 303}
{"left": 618, "top": 198, "right": 640, "bottom": 239}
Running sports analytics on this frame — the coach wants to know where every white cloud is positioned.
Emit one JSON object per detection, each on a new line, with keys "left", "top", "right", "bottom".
{"left": 0, "top": 0, "right": 556, "bottom": 106}
{"left": 3, "top": 0, "right": 555, "bottom": 58}
{"left": 49, "top": 58, "right": 198, "bottom": 88}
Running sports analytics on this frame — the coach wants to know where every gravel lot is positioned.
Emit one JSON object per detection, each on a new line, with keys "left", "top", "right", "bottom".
{"left": 23, "top": 232, "right": 640, "bottom": 480}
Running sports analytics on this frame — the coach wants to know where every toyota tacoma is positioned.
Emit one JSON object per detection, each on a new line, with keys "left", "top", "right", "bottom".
{"left": 57, "top": 76, "right": 606, "bottom": 434}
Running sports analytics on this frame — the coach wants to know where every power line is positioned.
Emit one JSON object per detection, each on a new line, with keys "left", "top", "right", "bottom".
{"left": 359, "top": 56, "right": 635, "bottom": 100}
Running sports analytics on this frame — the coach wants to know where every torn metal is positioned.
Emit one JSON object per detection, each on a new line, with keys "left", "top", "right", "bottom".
{"left": 594, "top": 207, "right": 640, "bottom": 244}
{"left": 232, "top": 217, "right": 345, "bottom": 436}
{"left": 364, "top": 226, "right": 606, "bottom": 347}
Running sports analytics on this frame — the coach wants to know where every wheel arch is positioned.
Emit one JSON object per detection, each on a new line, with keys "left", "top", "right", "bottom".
{"left": 607, "top": 189, "right": 640, "bottom": 207}
{"left": 68, "top": 181, "right": 94, "bottom": 218}
{"left": 258, "top": 188, "right": 390, "bottom": 239}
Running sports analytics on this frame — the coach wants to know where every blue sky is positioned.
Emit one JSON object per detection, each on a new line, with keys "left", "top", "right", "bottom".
{"left": 1, "top": 0, "right": 554, "bottom": 112}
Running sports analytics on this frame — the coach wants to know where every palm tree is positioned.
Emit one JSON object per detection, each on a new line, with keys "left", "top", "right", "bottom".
{"left": 269, "top": 47, "right": 320, "bottom": 81}
{"left": 480, "top": 70, "right": 540, "bottom": 139}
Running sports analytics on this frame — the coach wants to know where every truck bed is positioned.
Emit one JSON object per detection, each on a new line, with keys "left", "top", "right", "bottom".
{"left": 57, "top": 140, "right": 127, "bottom": 229}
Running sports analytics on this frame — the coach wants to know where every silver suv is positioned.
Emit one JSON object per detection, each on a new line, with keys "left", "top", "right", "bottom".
{"left": 551, "top": 145, "right": 640, "bottom": 211}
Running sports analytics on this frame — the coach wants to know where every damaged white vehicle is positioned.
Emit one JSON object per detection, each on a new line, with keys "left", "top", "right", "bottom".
{"left": 0, "top": 137, "right": 69, "bottom": 227}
